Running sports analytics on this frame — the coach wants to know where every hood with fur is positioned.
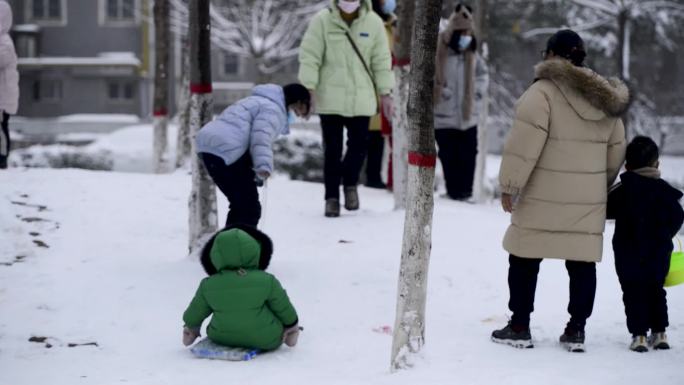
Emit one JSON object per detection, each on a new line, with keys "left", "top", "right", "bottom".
{"left": 200, "top": 224, "right": 273, "bottom": 275}
{"left": 535, "top": 59, "right": 630, "bottom": 119}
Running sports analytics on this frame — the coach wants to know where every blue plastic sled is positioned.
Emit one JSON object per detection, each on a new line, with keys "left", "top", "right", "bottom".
{"left": 190, "top": 338, "right": 260, "bottom": 361}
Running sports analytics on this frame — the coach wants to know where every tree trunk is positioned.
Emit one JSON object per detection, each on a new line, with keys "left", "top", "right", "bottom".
{"left": 391, "top": 0, "right": 415, "bottom": 210}
{"left": 188, "top": 0, "right": 218, "bottom": 254}
{"left": 617, "top": 9, "right": 631, "bottom": 81}
{"left": 472, "top": 0, "right": 490, "bottom": 202}
{"left": 390, "top": 0, "right": 441, "bottom": 371}
{"left": 616, "top": 9, "right": 632, "bottom": 139}
{"left": 176, "top": 32, "right": 192, "bottom": 169}
{"left": 153, "top": 0, "right": 171, "bottom": 173}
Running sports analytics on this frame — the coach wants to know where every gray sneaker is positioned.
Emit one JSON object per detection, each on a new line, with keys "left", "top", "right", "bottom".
{"left": 343, "top": 186, "right": 359, "bottom": 210}
{"left": 325, "top": 199, "right": 340, "bottom": 217}
{"left": 630, "top": 335, "right": 649, "bottom": 352}
{"left": 491, "top": 322, "right": 533, "bottom": 349}
{"left": 649, "top": 332, "right": 670, "bottom": 350}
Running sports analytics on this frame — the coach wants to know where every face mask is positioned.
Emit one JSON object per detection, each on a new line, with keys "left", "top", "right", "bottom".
{"left": 449, "top": 33, "right": 472, "bottom": 52}
{"left": 382, "top": 0, "right": 396, "bottom": 14}
{"left": 459, "top": 35, "right": 473, "bottom": 51}
{"left": 338, "top": 0, "right": 361, "bottom": 14}
{"left": 288, "top": 110, "right": 296, "bottom": 125}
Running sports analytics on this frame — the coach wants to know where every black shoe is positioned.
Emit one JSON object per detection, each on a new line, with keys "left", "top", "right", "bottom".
{"left": 364, "top": 180, "right": 386, "bottom": 189}
{"left": 491, "top": 322, "right": 533, "bottom": 349}
{"left": 559, "top": 327, "right": 585, "bottom": 352}
{"left": 0, "top": 156, "right": 7, "bottom": 169}
{"left": 343, "top": 186, "right": 359, "bottom": 211}
{"left": 325, "top": 199, "right": 340, "bottom": 217}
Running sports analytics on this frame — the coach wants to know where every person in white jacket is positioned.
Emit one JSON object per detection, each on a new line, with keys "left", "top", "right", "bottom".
{"left": 0, "top": 1, "right": 18, "bottom": 169}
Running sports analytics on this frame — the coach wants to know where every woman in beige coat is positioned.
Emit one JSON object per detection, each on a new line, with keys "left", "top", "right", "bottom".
{"left": 491, "top": 30, "right": 628, "bottom": 352}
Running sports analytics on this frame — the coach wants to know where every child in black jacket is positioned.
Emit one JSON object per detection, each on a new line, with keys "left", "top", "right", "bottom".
{"left": 607, "top": 136, "right": 684, "bottom": 352}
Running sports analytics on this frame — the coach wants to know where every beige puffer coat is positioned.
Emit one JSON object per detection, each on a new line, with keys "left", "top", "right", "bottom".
{"left": 499, "top": 59, "right": 629, "bottom": 262}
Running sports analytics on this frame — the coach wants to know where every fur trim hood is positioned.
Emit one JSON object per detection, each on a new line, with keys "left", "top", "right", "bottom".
{"left": 200, "top": 224, "right": 273, "bottom": 275}
{"left": 535, "top": 59, "right": 630, "bottom": 118}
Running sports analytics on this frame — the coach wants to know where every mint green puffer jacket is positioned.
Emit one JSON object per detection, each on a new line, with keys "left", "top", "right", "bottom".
{"left": 298, "top": 0, "right": 394, "bottom": 117}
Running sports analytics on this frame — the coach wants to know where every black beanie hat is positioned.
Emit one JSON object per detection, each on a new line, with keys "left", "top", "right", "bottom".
{"left": 546, "top": 29, "right": 586, "bottom": 67}
{"left": 283, "top": 83, "right": 311, "bottom": 112}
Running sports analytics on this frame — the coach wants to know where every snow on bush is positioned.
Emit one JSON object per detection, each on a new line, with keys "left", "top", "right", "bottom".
{"left": 10, "top": 144, "right": 113, "bottom": 171}
{"left": 273, "top": 130, "right": 324, "bottom": 182}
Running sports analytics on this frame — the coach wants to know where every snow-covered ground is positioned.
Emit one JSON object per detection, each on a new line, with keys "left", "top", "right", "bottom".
{"left": 2, "top": 124, "right": 684, "bottom": 384}
{"left": 1, "top": 162, "right": 684, "bottom": 385}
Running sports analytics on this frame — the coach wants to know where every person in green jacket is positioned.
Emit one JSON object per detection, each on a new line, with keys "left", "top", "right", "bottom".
{"left": 299, "top": 0, "right": 395, "bottom": 217}
{"left": 182, "top": 225, "right": 300, "bottom": 351}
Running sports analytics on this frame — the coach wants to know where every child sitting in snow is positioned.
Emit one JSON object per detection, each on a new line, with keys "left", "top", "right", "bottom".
{"left": 607, "top": 136, "right": 684, "bottom": 352}
{"left": 182, "top": 225, "right": 300, "bottom": 351}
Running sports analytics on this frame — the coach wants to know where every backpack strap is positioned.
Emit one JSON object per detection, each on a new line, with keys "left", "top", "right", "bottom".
{"left": 345, "top": 31, "right": 378, "bottom": 94}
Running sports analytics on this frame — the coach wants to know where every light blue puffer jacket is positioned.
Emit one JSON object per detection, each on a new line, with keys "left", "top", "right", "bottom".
{"left": 196, "top": 84, "right": 289, "bottom": 174}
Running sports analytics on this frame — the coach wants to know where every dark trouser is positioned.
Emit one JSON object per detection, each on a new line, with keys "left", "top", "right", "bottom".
{"left": 434, "top": 126, "right": 477, "bottom": 199}
{"left": 365, "top": 130, "right": 385, "bottom": 185}
{"left": 200, "top": 152, "right": 261, "bottom": 227}
{"left": 0, "top": 112, "right": 9, "bottom": 168}
{"left": 508, "top": 254, "right": 596, "bottom": 331}
{"left": 320, "top": 115, "right": 370, "bottom": 200}
{"left": 619, "top": 278, "right": 668, "bottom": 335}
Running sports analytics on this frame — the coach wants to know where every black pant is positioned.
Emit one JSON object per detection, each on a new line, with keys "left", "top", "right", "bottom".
{"left": 619, "top": 278, "right": 668, "bottom": 335}
{"left": 320, "top": 115, "right": 370, "bottom": 200}
{"left": 0, "top": 112, "right": 9, "bottom": 168}
{"left": 200, "top": 152, "right": 261, "bottom": 227}
{"left": 365, "top": 130, "right": 385, "bottom": 185}
{"left": 435, "top": 127, "right": 477, "bottom": 199}
{"left": 508, "top": 254, "right": 596, "bottom": 331}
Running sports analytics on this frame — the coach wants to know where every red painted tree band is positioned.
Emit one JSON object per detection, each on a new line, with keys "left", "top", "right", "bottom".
{"left": 393, "top": 57, "right": 411, "bottom": 67}
{"left": 190, "top": 83, "right": 213, "bottom": 94}
{"left": 408, "top": 151, "right": 437, "bottom": 168}
{"left": 153, "top": 109, "right": 168, "bottom": 117}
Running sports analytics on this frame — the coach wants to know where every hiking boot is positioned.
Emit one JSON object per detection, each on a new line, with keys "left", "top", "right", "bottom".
{"left": 491, "top": 322, "right": 533, "bottom": 349}
{"left": 343, "top": 186, "right": 359, "bottom": 210}
{"left": 559, "top": 327, "right": 585, "bottom": 352}
{"left": 325, "top": 199, "right": 340, "bottom": 217}
{"left": 630, "top": 335, "right": 649, "bottom": 352}
{"left": 649, "top": 332, "right": 670, "bottom": 350}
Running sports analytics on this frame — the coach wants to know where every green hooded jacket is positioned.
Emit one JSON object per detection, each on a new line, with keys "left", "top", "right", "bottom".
{"left": 183, "top": 229, "right": 298, "bottom": 351}
{"left": 298, "top": 0, "right": 394, "bottom": 117}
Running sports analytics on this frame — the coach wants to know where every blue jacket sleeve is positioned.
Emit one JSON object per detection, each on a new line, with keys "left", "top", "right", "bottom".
{"left": 249, "top": 105, "right": 283, "bottom": 174}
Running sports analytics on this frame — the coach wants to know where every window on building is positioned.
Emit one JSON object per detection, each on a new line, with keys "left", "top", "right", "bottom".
{"left": 30, "top": 0, "right": 65, "bottom": 23}
{"left": 108, "top": 81, "right": 135, "bottom": 101}
{"left": 32, "top": 80, "right": 63, "bottom": 101}
{"left": 223, "top": 54, "right": 240, "bottom": 75}
{"left": 15, "top": 35, "right": 38, "bottom": 58}
{"left": 104, "top": 0, "right": 136, "bottom": 22}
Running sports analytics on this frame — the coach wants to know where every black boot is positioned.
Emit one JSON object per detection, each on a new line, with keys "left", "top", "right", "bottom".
{"left": 343, "top": 186, "right": 359, "bottom": 211}
{"left": 491, "top": 322, "right": 533, "bottom": 349}
{"left": 325, "top": 198, "right": 340, "bottom": 217}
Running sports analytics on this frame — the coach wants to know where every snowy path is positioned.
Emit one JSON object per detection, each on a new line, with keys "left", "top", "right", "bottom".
{"left": 1, "top": 168, "right": 682, "bottom": 385}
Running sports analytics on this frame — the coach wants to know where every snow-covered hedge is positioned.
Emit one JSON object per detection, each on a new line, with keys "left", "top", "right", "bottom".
{"left": 273, "top": 130, "right": 324, "bottom": 182}
{"left": 11, "top": 145, "right": 114, "bottom": 171}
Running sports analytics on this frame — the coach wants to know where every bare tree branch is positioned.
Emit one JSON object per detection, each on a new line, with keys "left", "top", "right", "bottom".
{"left": 567, "top": 0, "right": 620, "bottom": 15}
{"left": 521, "top": 17, "right": 613, "bottom": 39}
